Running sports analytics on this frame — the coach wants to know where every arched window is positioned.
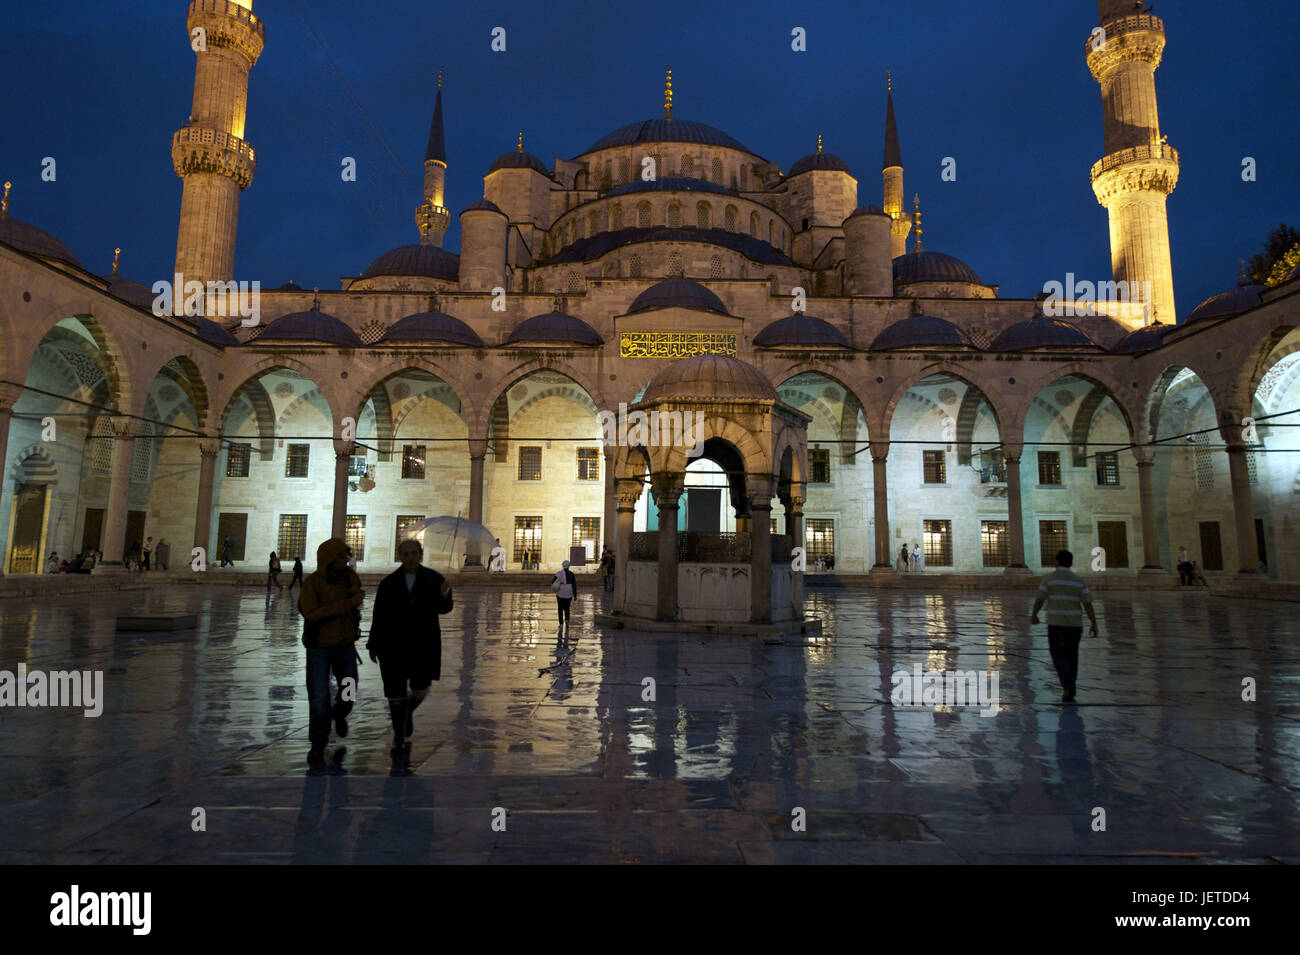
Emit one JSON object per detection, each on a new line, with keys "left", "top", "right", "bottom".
{"left": 629, "top": 254, "right": 643, "bottom": 278}
{"left": 637, "top": 202, "right": 651, "bottom": 228}
{"left": 603, "top": 259, "right": 619, "bottom": 278}
{"left": 768, "top": 220, "right": 776, "bottom": 246}
{"left": 709, "top": 255, "right": 723, "bottom": 279}
{"left": 619, "top": 156, "right": 631, "bottom": 183}
{"left": 667, "top": 202, "right": 682, "bottom": 228}
{"left": 611, "top": 205, "right": 624, "bottom": 230}
{"left": 680, "top": 154, "right": 694, "bottom": 177}
{"left": 711, "top": 158, "right": 723, "bottom": 183}
{"left": 602, "top": 159, "right": 611, "bottom": 190}
{"left": 575, "top": 170, "right": 588, "bottom": 190}
{"left": 697, "top": 202, "right": 711, "bottom": 229}
{"left": 724, "top": 205, "right": 738, "bottom": 231}
{"left": 668, "top": 252, "right": 684, "bottom": 277}
{"left": 750, "top": 211, "right": 760, "bottom": 237}
{"left": 590, "top": 211, "right": 602, "bottom": 235}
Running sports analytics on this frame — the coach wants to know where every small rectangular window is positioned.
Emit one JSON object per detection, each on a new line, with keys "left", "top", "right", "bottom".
{"left": 923, "top": 450, "right": 946, "bottom": 484}
{"left": 394, "top": 515, "right": 425, "bottom": 561}
{"left": 923, "top": 519, "right": 953, "bottom": 566}
{"left": 285, "top": 444, "right": 310, "bottom": 478}
{"left": 226, "top": 443, "right": 251, "bottom": 478}
{"left": 348, "top": 454, "right": 368, "bottom": 477}
{"left": 345, "top": 515, "right": 366, "bottom": 562}
{"left": 805, "top": 519, "right": 835, "bottom": 560}
{"left": 514, "top": 516, "right": 542, "bottom": 563}
{"left": 402, "top": 444, "right": 426, "bottom": 480}
{"left": 519, "top": 447, "right": 542, "bottom": 481}
{"left": 1039, "top": 520, "right": 1068, "bottom": 566}
{"left": 577, "top": 448, "right": 600, "bottom": 481}
{"left": 981, "top": 520, "right": 1009, "bottom": 567}
{"left": 278, "top": 514, "right": 308, "bottom": 560}
{"left": 1037, "top": 451, "right": 1062, "bottom": 485}
{"left": 1095, "top": 451, "right": 1119, "bottom": 486}
{"left": 809, "top": 449, "right": 831, "bottom": 484}
{"left": 572, "top": 517, "right": 600, "bottom": 561}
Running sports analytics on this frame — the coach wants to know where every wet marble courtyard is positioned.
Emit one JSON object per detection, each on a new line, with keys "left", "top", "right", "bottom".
{"left": 0, "top": 584, "right": 1297, "bottom": 864}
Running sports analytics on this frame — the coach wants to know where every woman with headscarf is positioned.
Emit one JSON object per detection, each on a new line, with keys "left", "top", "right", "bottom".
{"left": 552, "top": 559, "right": 577, "bottom": 632}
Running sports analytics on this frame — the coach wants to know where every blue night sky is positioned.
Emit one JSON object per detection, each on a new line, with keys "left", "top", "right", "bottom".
{"left": 2, "top": 0, "right": 1296, "bottom": 319}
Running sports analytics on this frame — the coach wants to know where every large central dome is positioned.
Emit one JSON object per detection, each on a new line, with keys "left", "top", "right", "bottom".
{"left": 583, "top": 118, "right": 755, "bottom": 155}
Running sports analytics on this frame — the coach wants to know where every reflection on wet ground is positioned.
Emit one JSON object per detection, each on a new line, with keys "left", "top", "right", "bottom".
{"left": 0, "top": 584, "right": 1297, "bottom": 863}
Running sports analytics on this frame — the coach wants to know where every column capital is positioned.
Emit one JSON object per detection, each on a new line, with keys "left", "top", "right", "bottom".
{"left": 467, "top": 437, "right": 488, "bottom": 458}
{"left": 1131, "top": 444, "right": 1156, "bottom": 466}
{"left": 747, "top": 474, "right": 774, "bottom": 505}
{"left": 869, "top": 439, "right": 889, "bottom": 463}
{"left": 1000, "top": 442, "right": 1023, "bottom": 462}
{"left": 109, "top": 415, "right": 135, "bottom": 439}
{"left": 615, "top": 477, "right": 643, "bottom": 509}
{"left": 650, "top": 472, "right": 684, "bottom": 506}
{"left": 198, "top": 438, "right": 222, "bottom": 459}
{"left": 333, "top": 438, "right": 355, "bottom": 458}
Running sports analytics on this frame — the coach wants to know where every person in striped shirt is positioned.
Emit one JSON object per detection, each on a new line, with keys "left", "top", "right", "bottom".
{"left": 1030, "top": 549, "right": 1098, "bottom": 703}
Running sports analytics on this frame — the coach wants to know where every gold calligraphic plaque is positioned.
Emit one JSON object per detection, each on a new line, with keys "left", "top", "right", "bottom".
{"left": 619, "top": 331, "right": 737, "bottom": 358}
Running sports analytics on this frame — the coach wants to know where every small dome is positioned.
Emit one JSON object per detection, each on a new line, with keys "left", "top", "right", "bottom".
{"left": 488, "top": 150, "right": 550, "bottom": 175}
{"left": 462, "top": 199, "right": 504, "bottom": 214}
{"left": 102, "top": 275, "right": 155, "bottom": 310}
{"left": 1185, "top": 284, "right": 1266, "bottom": 325}
{"left": 259, "top": 310, "right": 363, "bottom": 347}
{"left": 641, "top": 355, "right": 776, "bottom": 403}
{"left": 628, "top": 279, "right": 728, "bottom": 315}
{"left": 990, "top": 317, "right": 1100, "bottom": 351}
{"left": 1111, "top": 322, "right": 1171, "bottom": 354}
{"left": 583, "top": 119, "right": 753, "bottom": 155}
{"left": 190, "top": 318, "right": 240, "bottom": 346}
{"left": 606, "top": 177, "right": 734, "bottom": 198}
{"left": 893, "top": 250, "right": 983, "bottom": 286}
{"left": 504, "top": 311, "right": 604, "bottom": 346}
{"left": 754, "top": 315, "right": 850, "bottom": 348}
{"left": 278, "top": 280, "right": 303, "bottom": 291}
{"left": 381, "top": 311, "right": 483, "bottom": 347}
{"left": 871, "top": 314, "right": 976, "bottom": 350}
{"left": 787, "top": 152, "right": 851, "bottom": 177}
{"left": 361, "top": 243, "right": 459, "bottom": 281}
{"left": 0, "top": 217, "right": 81, "bottom": 267}
{"left": 846, "top": 204, "right": 887, "bottom": 220}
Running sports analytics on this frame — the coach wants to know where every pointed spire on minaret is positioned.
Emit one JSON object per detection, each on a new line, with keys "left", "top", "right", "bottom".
{"left": 112, "top": 247, "right": 121, "bottom": 276}
{"left": 912, "top": 194, "right": 923, "bottom": 253}
{"left": 883, "top": 74, "right": 902, "bottom": 170}
{"left": 425, "top": 70, "right": 446, "bottom": 163}
{"left": 663, "top": 69, "right": 673, "bottom": 120}
{"left": 1, "top": 181, "right": 10, "bottom": 221}
{"left": 517, "top": 131, "right": 524, "bottom": 152}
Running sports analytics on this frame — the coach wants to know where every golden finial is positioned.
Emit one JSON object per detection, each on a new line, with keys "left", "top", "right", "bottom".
{"left": 1, "top": 181, "right": 9, "bottom": 220}
{"left": 112, "top": 247, "right": 121, "bottom": 276}
{"left": 887, "top": 70, "right": 892, "bottom": 93}
{"left": 517, "top": 131, "right": 524, "bottom": 152}
{"left": 664, "top": 69, "right": 673, "bottom": 120}
{"left": 912, "top": 193, "right": 923, "bottom": 253}
{"left": 816, "top": 134, "right": 823, "bottom": 153}
{"left": 437, "top": 67, "right": 443, "bottom": 90}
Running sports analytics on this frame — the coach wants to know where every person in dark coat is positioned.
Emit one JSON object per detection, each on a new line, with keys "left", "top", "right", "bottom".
{"left": 288, "top": 556, "right": 305, "bottom": 592}
{"left": 367, "top": 539, "right": 453, "bottom": 754}
{"left": 299, "top": 537, "right": 365, "bottom": 766}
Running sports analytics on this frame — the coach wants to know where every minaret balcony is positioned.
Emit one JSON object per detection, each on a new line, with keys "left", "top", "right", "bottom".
{"left": 187, "top": 0, "right": 266, "bottom": 64}
{"left": 171, "top": 126, "right": 257, "bottom": 188}
{"left": 1090, "top": 143, "right": 1179, "bottom": 204}
{"left": 1086, "top": 13, "right": 1166, "bottom": 77}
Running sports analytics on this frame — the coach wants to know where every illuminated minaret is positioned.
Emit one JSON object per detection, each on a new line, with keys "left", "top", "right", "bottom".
{"left": 414, "top": 70, "right": 451, "bottom": 246}
{"left": 171, "top": 0, "right": 264, "bottom": 285}
{"left": 882, "top": 72, "right": 911, "bottom": 260}
{"left": 1087, "top": 0, "right": 1178, "bottom": 324}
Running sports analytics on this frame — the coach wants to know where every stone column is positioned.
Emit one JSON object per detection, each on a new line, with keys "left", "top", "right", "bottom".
{"left": 94, "top": 416, "right": 136, "bottom": 572}
{"left": 1133, "top": 444, "right": 1163, "bottom": 572}
{"left": 1003, "top": 443, "right": 1030, "bottom": 573}
{"left": 603, "top": 448, "right": 617, "bottom": 553}
{"left": 1225, "top": 443, "right": 1260, "bottom": 574}
{"left": 192, "top": 439, "right": 221, "bottom": 567}
{"left": 331, "top": 438, "right": 353, "bottom": 541}
{"left": 465, "top": 437, "right": 487, "bottom": 567}
{"left": 749, "top": 475, "right": 773, "bottom": 624}
{"left": 651, "top": 472, "right": 683, "bottom": 621}
{"left": 870, "top": 442, "right": 893, "bottom": 572}
{"left": 613, "top": 478, "right": 641, "bottom": 614}
{"left": 0, "top": 384, "right": 20, "bottom": 577}
{"left": 782, "top": 486, "right": 805, "bottom": 614}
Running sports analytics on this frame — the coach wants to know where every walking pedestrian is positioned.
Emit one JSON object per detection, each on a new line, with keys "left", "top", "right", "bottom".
{"left": 1176, "top": 545, "right": 1193, "bottom": 585}
{"left": 156, "top": 538, "right": 169, "bottom": 571}
{"left": 599, "top": 546, "right": 615, "bottom": 592}
{"left": 912, "top": 542, "right": 923, "bottom": 573}
{"left": 298, "top": 538, "right": 365, "bottom": 766}
{"left": 366, "top": 539, "right": 454, "bottom": 755}
{"left": 1030, "top": 549, "right": 1099, "bottom": 703}
{"left": 898, "top": 544, "right": 909, "bottom": 573}
{"left": 551, "top": 559, "right": 577, "bottom": 632}
{"left": 288, "top": 556, "right": 304, "bottom": 591}
{"left": 267, "top": 551, "right": 284, "bottom": 591}
{"left": 221, "top": 531, "right": 235, "bottom": 567}
{"left": 142, "top": 536, "right": 153, "bottom": 572}
{"left": 126, "top": 540, "right": 141, "bottom": 571}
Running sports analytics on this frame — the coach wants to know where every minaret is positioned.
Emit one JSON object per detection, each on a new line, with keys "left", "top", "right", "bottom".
{"left": 415, "top": 69, "right": 451, "bottom": 247}
{"left": 171, "top": 0, "right": 264, "bottom": 286}
{"left": 1087, "top": 1, "right": 1179, "bottom": 325}
{"left": 882, "top": 72, "right": 911, "bottom": 260}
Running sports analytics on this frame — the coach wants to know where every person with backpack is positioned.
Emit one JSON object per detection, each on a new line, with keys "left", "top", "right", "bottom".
{"left": 299, "top": 538, "right": 365, "bottom": 766}
{"left": 552, "top": 559, "right": 577, "bottom": 632}
{"left": 288, "top": 556, "right": 304, "bottom": 592}
{"left": 367, "top": 539, "right": 454, "bottom": 755}
{"left": 267, "top": 551, "right": 283, "bottom": 591}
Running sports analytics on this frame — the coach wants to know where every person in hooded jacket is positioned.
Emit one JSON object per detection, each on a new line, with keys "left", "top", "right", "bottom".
{"left": 367, "top": 538, "right": 454, "bottom": 754}
{"left": 299, "top": 537, "right": 365, "bottom": 765}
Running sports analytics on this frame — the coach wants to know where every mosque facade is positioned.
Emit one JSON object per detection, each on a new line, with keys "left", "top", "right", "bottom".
{"left": 0, "top": 0, "right": 1297, "bottom": 593}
